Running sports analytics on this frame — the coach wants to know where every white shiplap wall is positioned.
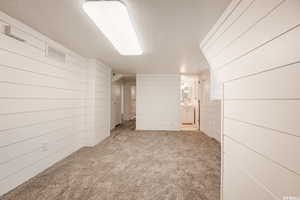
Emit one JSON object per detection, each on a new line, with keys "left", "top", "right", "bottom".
{"left": 136, "top": 74, "right": 180, "bottom": 131}
{"left": 0, "top": 11, "right": 111, "bottom": 195}
{"left": 200, "top": 0, "right": 300, "bottom": 199}
{"left": 85, "top": 60, "right": 111, "bottom": 147}
{"left": 199, "top": 71, "right": 221, "bottom": 142}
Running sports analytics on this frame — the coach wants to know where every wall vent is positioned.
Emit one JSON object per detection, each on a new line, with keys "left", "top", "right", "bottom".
{"left": 46, "top": 46, "right": 66, "bottom": 63}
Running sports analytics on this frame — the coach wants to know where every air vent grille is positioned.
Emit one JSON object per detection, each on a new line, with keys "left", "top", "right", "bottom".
{"left": 46, "top": 46, "right": 66, "bottom": 63}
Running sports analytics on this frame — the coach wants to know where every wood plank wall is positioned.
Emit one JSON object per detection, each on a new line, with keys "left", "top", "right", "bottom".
{"left": 200, "top": 0, "right": 300, "bottom": 199}
{"left": 0, "top": 11, "right": 111, "bottom": 195}
{"left": 199, "top": 71, "right": 222, "bottom": 141}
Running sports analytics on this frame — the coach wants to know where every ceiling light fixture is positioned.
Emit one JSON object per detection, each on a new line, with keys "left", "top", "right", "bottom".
{"left": 83, "top": 0, "right": 143, "bottom": 55}
{"left": 180, "top": 65, "right": 186, "bottom": 73}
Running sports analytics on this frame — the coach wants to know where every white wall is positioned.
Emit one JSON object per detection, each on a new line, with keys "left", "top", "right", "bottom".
{"left": 201, "top": 0, "right": 300, "bottom": 199}
{"left": 136, "top": 74, "right": 180, "bottom": 131}
{"left": 199, "top": 71, "right": 221, "bottom": 141}
{"left": 0, "top": 11, "right": 111, "bottom": 195}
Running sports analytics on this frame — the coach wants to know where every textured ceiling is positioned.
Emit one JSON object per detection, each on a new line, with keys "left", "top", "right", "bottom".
{"left": 0, "top": 0, "right": 231, "bottom": 74}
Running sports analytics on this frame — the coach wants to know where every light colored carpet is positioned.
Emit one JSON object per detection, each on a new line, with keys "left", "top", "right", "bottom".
{"left": 1, "top": 121, "right": 221, "bottom": 200}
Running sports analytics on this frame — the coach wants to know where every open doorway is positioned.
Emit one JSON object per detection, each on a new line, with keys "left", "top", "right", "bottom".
{"left": 180, "top": 75, "right": 200, "bottom": 131}
{"left": 111, "top": 73, "right": 136, "bottom": 131}
{"left": 124, "top": 81, "right": 136, "bottom": 121}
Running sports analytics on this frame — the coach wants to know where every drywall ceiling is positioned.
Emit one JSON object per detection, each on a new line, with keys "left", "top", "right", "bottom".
{"left": 0, "top": 0, "right": 231, "bottom": 74}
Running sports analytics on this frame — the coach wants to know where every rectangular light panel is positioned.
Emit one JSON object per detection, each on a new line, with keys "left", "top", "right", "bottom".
{"left": 83, "top": 0, "right": 143, "bottom": 55}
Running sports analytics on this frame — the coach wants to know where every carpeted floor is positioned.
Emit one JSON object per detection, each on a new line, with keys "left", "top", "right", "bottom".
{"left": 1, "top": 121, "right": 221, "bottom": 200}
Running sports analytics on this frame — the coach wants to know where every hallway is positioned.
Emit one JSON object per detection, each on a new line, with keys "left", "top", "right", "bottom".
{"left": 1, "top": 122, "right": 220, "bottom": 200}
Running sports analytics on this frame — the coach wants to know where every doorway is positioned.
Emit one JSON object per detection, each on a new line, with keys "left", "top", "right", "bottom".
{"left": 180, "top": 75, "right": 200, "bottom": 131}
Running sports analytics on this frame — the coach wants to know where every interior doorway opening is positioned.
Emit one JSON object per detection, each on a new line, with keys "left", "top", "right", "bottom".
{"left": 123, "top": 77, "right": 136, "bottom": 122}
{"left": 111, "top": 73, "right": 136, "bottom": 131}
{"left": 180, "top": 75, "right": 200, "bottom": 131}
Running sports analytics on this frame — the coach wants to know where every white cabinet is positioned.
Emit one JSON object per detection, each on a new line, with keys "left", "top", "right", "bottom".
{"left": 181, "top": 105, "right": 195, "bottom": 124}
